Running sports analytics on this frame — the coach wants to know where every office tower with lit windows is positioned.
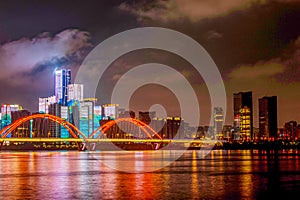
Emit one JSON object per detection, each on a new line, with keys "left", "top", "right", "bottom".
{"left": 284, "top": 121, "right": 297, "bottom": 140}
{"left": 38, "top": 96, "right": 56, "bottom": 113}
{"left": 166, "top": 117, "right": 184, "bottom": 139}
{"left": 55, "top": 69, "right": 71, "bottom": 106}
{"left": 102, "top": 104, "right": 119, "bottom": 119}
{"left": 1, "top": 104, "right": 23, "bottom": 136}
{"left": 79, "top": 100, "right": 94, "bottom": 138}
{"left": 213, "top": 107, "right": 224, "bottom": 139}
{"left": 67, "top": 84, "right": 83, "bottom": 103}
{"left": 259, "top": 96, "right": 278, "bottom": 138}
{"left": 233, "top": 91, "right": 253, "bottom": 140}
{"left": 48, "top": 103, "right": 61, "bottom": 138}
{"left": 11, "top": 110, "right": 31, "bottom": 137}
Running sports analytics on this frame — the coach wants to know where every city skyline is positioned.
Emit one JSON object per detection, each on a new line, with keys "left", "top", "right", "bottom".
{"left": 0, "top": 66, "right": 293, "bottom": 129}
{"left": 0, "top": 68, "right": 284, "bottom": 135}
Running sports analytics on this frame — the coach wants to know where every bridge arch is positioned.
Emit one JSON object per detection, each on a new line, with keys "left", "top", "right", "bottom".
{"left": 88, "top": 118, "right": 162, "bottom": 140}
{"left": 0, "top": 114, "right": 87, "bottom": 139}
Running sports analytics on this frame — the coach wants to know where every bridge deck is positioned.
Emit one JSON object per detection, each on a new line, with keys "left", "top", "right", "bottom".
{"left": 0, "top": 138, "right": 216, "bottom": 144}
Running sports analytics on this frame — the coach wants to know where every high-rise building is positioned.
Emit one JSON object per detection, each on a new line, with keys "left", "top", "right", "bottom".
{"left": 38, "top": 96, "right": 56, "bottom": 113}
{"left": 166, "top": 117, "right": 184, "bottom": 139}
{"left": 233, "top": 91, "right": 253, "bottom": 140}
{"left": 11, "top": 110, "right": 31, "bottom": 137}
{"left": 151, "top": 117, "right": 166, "bottom": 138}
{"left": 259, "top": 96, "right": 278, "bottom": 138}
{"left": 67, "top": 84, "right": 83, "bottom": 103}
{"left": 71, "top": 100, "right": 95, "bottom": 138}
{"left": 1, "top": 104, "right": 23, "bottom": 133}
{"left": 102, "top": 104, "right": 119, "bottom": 119}
{"left": 138, "top": 111, "right": 156, "bottom": 125}
{"left": 60, "top": 105, "right": 69, "bottom": 138}
{"left": 222, "top": 125, "right": 234, "bottom": 139}
{"left": 118, "top": 109, "right": 135, "bottom": 118}
{"left": 55, "top": 69, "right": 71, "bottom": 106}
{"left": 31, "top": 112, "right": 50, "bottom": 138}
{"left": 284, "top": 121, "right": 297, "bottom": 140}
{"left": 94, "top": 105, "right": 102, "bottom": 130}
{"left": 213, "top": 107, "right": 224, "bottom": 139}
{"left": 48, "top": 103, "right": 61, "bottom": 138}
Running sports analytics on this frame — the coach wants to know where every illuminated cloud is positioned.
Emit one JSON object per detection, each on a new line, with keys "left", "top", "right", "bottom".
{"left": 0, "top": 29, "right": 92, "bottom": 111}
{"left": 0, "top": 29, "right": 92, "bottom": 86}
{"left": 119, "top": 0, "right": 267, "bottom": 22}
{"left": 228, "top": 62, "right": 284, "bottom": 79}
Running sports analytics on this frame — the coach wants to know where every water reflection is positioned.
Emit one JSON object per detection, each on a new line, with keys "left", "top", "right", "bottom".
{"left": 0, "top": 150, "right": 300, "bottom": 199}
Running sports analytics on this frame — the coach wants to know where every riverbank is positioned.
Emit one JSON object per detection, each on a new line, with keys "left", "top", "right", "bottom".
{"left": 1, "top": 140, "right": 300, "bottom": 151}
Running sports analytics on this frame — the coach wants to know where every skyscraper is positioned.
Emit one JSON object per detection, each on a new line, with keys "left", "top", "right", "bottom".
{"left": 55, "top": 69, "right": 71, "bottom": 106}
{"left": 259, "top": 96, "right": 278, "bottom": 138}
{"left": 38, "top": 95, "right": 56, "bottom": 113}
{"left": 1, "top": 104, "right": 23, "bottom": 133}
{"left": 213, "top": 107, "right": 224, "bottom": 139}
{"left": 48, "top": 103, "right": 61, "bottom": 138}
{"left": 284, "top": 121, "right": 297, "bottom": 140}
{"left": 67, "top": 84, "right": 83, "bottom": 103}
{"left": 233, "top": 91, "right": 253, "bottom": 140}
{"left": 102, "top": 104, "right": 119, "bottom": 119}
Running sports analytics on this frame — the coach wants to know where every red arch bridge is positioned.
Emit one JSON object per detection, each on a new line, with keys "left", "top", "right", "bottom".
{"left": 0, "top": 114, "right": 213, "bottom": 151}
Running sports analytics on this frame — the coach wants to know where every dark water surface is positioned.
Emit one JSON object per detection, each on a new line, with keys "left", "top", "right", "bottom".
{"left": 0, "top": 150, "right": 299, "bottom": 199}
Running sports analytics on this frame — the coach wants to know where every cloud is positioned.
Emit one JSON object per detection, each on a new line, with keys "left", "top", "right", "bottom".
{"left": 119, "top": 0, "right": 267, "bottom": 22}
{"left": 204, "top": 30, "right": 223, "bottom": 40}
{"left": 228, "top": 61, "right": 285, "bottom": 79}
{"left": 0, "top": 29, "right": 92, "bottom": 86}
{"left": 0, "top": 29, "right": 92, "bottom": 111}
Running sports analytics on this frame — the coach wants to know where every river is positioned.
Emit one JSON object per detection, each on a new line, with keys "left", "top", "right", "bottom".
{"left": 0, "top": 149, "right": 299, "bottom": 199}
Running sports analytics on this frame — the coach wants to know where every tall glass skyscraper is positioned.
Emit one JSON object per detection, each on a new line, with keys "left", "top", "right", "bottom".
{"left": 259, "top": 96, "right": 277, "bottom": 138}
{"left": 55, "top": 69, "right": 71, "bottom": 106}
{"left": 233, "top": 91, "right": 253, "bottom": 140}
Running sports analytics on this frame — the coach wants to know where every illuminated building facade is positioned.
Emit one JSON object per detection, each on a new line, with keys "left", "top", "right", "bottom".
{"left": 118, "top": 109, "right": 135, "bottom": 118}
{"left": 284, "top": 121, "right": 297, "bottom": 140}
{"left": 259, "top": 96, "right": 278, "bottom": 138}
{"left": 11, "top": 110, "right": 31, "bottom": 137}
{"left": 102, "top": 104, "right": 119, "bottom": 119}
{"left": 166, "top": 117, "right": 184, "bottom": 139}
{"left": 55, "top": 69, "right": 71, "bottom": 106}
{"left": 60, "top": 106, "right": 69, "bottom": 138}
{"left": 67, "top": 84, "right": 83, "bottom": 102}
{"left": 1, "top": 104, "right": 23, "bottom": 137}
{"left": 94, "top": 105, "right": 102, "bottom": 130}
{"left": 31, "top": 113, "right": 50, "bottom": 138}
{"left": 239, "top": 106, "right": 251, "bottom": 139}
{"left": 48, "top": 103, "right": 61, "bottom": 138}
{"left": 213, "top": 107, "right": 224, "bottom": 139}
{"left": 38, "top": 95, "right": 56, "bottom": 113}
{"left": 80, "top": 101, "right": 93, "bottom": 138}
{"left": 233, "top": 91, "right": 253, "bottom": 140}
{"left": 151, "top": 117, "right": 166, "bottom": 138}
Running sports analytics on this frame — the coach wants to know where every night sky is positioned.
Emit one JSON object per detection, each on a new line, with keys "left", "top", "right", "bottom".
{"left": 1, "top": 0, "right": 300, "bottom": 127}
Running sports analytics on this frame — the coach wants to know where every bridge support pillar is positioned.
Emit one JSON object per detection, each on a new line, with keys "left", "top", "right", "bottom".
{"left": 0, "top": 141, "right": 3, "bottom": 151}
{"left": 77, "top": 142, "right": 86, "bottom": 151}
{"left": 84, "top": 142, "right": 96, "bottom": 151}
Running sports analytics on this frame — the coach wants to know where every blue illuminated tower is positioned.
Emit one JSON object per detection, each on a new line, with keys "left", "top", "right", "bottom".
{"left": 55, "top": 69, "right": 71, "bottom": 106}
